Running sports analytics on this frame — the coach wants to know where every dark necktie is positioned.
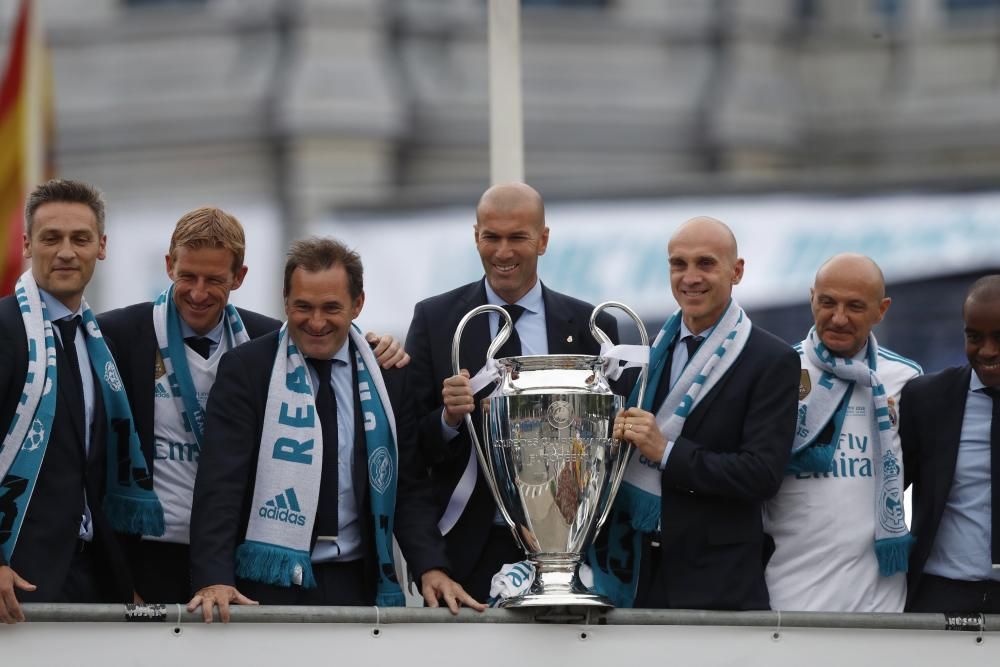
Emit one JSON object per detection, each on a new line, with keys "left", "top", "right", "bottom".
{"left": 308, "top": 358, "right": 339, "bottom": 541}
{"left": 495, "top": 304, "right": 526, "bottom": 360}
{"left": 185, "top": 336, "right": 212, "bottom": 360}
{"left": 56, "top": 316, "right": 85, "bottom": 425}
{"left": 984, "top": 386, "right": 1000, "bottom": 564}
{"left": 651, "top": 334, "right": 705, "bottom": 414}
{"left": 684, "top": 334, "right": 704, "bottom": 359}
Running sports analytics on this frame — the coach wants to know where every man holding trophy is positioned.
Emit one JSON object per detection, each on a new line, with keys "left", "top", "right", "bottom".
{"left": 594, "top": 217, "right": 800, "bottom": 610}
{"left": 404, "top": 182, "right": 619, "bottom": 602}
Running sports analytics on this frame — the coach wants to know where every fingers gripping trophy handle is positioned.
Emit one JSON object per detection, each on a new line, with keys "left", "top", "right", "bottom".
{"left": 589, "top": 301, "right": 651, "bottom": 534}
{"left": 451, "top": 304, "right": 519, "bottom": 530}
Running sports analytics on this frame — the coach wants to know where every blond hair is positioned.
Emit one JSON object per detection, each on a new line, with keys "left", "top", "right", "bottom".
{"left": 168, "top": 207, "right": 246, "bottom": 274}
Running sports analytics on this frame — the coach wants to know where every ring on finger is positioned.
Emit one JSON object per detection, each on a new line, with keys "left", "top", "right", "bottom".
{"left": 627, "top": 423, "right": 633, "bottom": 431}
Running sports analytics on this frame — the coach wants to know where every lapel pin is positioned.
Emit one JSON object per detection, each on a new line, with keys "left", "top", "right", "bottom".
{"left": 566, "top": 335, "right": 573, "bottom": 343}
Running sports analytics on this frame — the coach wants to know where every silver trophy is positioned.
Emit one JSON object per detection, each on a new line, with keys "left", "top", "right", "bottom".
{"left": 452, "top": 302, "right": 649, "bottom": 607}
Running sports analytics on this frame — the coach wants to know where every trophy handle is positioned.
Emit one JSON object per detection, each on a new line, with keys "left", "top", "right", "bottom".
{"left": 451, "top": 304, "right": 519, "bottom": 531}
{"left": 588, "top": 301, "right": 650, "bottom": 535}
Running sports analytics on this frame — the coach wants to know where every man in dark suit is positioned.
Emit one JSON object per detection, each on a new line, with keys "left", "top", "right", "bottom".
{"left": 1, "top": 179, "right": 132, "bottom": 623}
{"left": 902, "top": 274, "right": 1000, "bottom": 612}
{"left": 405, "top": 182, "right": 619, "bottom": 601}
{"left": 188, "top": 238, "right": 482, "bottom": 622}
{"left": 614, "top": 216, "right": 799, "bottom": 610}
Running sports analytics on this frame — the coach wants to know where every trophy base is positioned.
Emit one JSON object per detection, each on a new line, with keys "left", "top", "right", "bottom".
{"left": 497, "top": 567, "right": 613, "bottom": 608}
{"left": 498, "top": 591, "right": 613, "bottom": 608}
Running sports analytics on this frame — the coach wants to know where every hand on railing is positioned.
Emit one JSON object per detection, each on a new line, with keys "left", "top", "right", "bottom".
{"left": 187, "top": 584, "right": 258, "bottom": 624}
{"left": 0, "top": 565, "right": 36, "bottom": 624}
{"left": 419, "top": 569, "right": 486, "bottom": 614}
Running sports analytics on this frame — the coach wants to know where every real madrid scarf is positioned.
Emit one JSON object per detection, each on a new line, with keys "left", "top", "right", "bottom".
{"left": 588, "top": 299, "right": 751, "bottom": 607}
{"left": 152, "top": 285, "right": 250, "bottom": 446}
{"left": 235, "top": 324, "right": 405, "bottom": 606}
{"left": 791, "top": 327, "right": 912, "bottom": 576}
{"left": 0, "top": 272, "right": 164, "bottom": 563}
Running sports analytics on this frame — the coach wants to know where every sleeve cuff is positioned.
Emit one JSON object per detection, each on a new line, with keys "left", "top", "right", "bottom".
{"left": 440, "top": 409, "right": 460, "bottom": 442}
{"left": 658, "top": 440, "right": 675, "bottom": 470}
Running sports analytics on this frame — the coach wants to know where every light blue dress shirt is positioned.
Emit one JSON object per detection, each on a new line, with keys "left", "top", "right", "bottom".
{"left": 923, "top": 371, "right": 1000, "bottom": 581}
{"left": 305, "top": 338, "right": 361, "bottom": 563}
{"left": 39, "top": 289, "right": 95, "bottom": 541}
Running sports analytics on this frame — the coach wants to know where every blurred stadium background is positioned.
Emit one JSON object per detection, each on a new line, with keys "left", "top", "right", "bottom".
{"left": 3, "top": 0, "right": 1000, "bottom": 372}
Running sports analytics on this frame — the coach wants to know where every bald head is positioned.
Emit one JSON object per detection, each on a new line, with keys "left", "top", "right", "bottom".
{"left": 810, "top": 253, "right": 890, "bottom": 357}
{"left": 668, "top": 216, "right": 739, "bottom": 264}
{"left": 476, "top": 182, "right": 545, "bottom": 229}
{"left": 814, "top": 253, "right": 886, "bottom": 299}
{"left": 667, "top": 216, "right": 744, "bottom": 333}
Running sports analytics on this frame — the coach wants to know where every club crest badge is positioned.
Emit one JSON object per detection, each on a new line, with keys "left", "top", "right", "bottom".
{"left": 887, "top": 396, "right": 898, "bottom": 428}
{"left": 154, "top": 350, "right": 166, "bottom": 379}
{"left": 799, "top": 369, "right": 811, "bottom": 400}
{"left": 369, "top": 446, "right": 393, "bottom": 494}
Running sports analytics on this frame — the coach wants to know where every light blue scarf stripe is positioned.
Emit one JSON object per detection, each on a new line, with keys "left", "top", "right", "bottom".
{"left": 0, "top": 283, "right": 57, "bottom": 562}
{"left": 80, "top": 307, "right": 164, "bottom": 536}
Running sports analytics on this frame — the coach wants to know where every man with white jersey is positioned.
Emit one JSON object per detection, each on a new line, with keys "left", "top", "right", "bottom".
{"left": 98, "top": 208, "right": 408, "bottom": 603}
{"left": 763, "top": 253, "right": 921, "bottom": 612}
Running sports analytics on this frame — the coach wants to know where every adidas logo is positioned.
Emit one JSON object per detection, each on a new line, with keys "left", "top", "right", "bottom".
{"left": 258, "top": 487, "right": 307, "bottom": 526}
{"left": 154, "top": 383, "right": 171, "bottom": 399}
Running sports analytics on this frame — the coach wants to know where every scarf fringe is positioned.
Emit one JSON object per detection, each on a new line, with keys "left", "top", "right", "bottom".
{"left": 786, "top": 443, "right": 835, "bottom": 475}
{"left": 236, "top": 541, "right": 317, "bottom": 588}
{"left": 375, "top": 588, "right": 406, "bottom": 607}
{"left": 103, "top": 493, "right": 165, "bottom": 537}
{"left": 617, "top": 483, "right": 661, "bottom": 533}
{"left": 875, "top": 534, "right": 914, "bottom": 577}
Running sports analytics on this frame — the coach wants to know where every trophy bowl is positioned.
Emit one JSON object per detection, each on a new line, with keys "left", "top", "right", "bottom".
{"left": 453, "top": 302, "right": 648, "bottom": 607}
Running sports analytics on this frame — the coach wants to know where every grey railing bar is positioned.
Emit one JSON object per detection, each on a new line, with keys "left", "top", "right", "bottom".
{"left": 18, "top": 604, "right": 1000, "bottom": 631}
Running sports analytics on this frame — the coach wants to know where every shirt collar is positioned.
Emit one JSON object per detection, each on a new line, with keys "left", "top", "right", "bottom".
{"left": 38, "top": 288, "right": 82, "bottom": 322}
{"left": 179, "top": 313, "right": 226, "bottom": 344}
{"left": 332, "top": 336, "right": 351, "bottom": 366}
{"left": 483, "top": 278, "right": 543, "bottom": 314}
{"left": 679, "top": 319, "right": 713, "bottom": 342}
{"left": 971, "top": 369, "right": 987, "bottom": 392}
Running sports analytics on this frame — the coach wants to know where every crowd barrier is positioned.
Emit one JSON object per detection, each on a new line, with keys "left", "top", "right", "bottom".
{"left": 4, "top": 604, "right": 999, "bottom": 666}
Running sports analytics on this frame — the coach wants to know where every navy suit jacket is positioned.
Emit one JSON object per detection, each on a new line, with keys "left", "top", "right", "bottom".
{"left": 648, "top": 324, "right": 799, "bottom": 611}
{"left": 189, "top": 331, "right": 447, "bottom": 602}
{"left": 899, "top": 365, "right": 972, "bottom": 607}
{"left": 404, "top": 278, "right": 620, "bottom": 582}
{"left": 96, "top": 302, "right": 281, "bottom": 477}
{"left": 0, "top": 295, "right": 132, "bottom": 602}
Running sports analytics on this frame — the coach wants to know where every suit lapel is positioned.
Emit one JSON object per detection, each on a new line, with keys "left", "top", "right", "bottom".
{"left": 542, "top": 283, "right": 579, "bottom": 354}
{"left": 137, "top": 309, "right": 157, "bottom": 467}
{"left": 932, "top": 366, "right": 971, "bottom": 509}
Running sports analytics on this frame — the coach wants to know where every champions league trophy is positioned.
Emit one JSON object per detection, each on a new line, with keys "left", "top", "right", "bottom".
{"left": 452, "top": 302, "right": 649, "bottom": 607}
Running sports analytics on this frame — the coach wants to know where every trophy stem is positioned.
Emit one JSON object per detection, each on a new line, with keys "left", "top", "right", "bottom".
{"left": 498, "top": 557, "right": 613, "bottom": 608}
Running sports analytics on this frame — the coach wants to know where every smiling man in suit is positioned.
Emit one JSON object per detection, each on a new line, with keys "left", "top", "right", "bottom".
{"left": 1, "top": 179, "right": 140, "bottom": 623}
{"left": 187, "top": 238, "right": 480, "bottom": 622}
{"left": 404, "top": 182, "right": 619, "bottom": 601}
{"left": 598, "top": 216, "right": 799, "bottom": 610}
{"left": 902, "top": 274, "right": 1000, "bottom": 612}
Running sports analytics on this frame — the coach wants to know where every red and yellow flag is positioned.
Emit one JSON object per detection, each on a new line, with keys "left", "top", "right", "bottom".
{"left": 0, "top": 0, "right": 55, "bottom": 297}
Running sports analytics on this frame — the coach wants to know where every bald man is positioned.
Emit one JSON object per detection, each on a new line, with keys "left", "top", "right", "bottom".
{"left": 595, "top": 217, "right": 799, "bottom": 610}
{"left": 763, "top": 254, "right": 920, "bottom": 612}
{"left": 404, "top": 182, "right": 619, "bottom": 601}
{"left": 902, "top": 275, "right": 1000, "bottom": 613}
